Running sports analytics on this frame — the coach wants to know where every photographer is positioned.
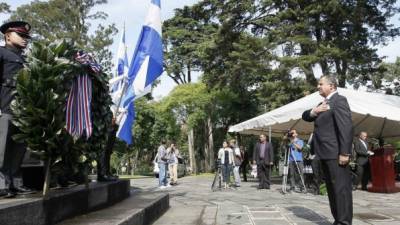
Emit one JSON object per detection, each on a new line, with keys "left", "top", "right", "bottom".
{"left": 287, "top": 129, "right": 305, "bottom": 192}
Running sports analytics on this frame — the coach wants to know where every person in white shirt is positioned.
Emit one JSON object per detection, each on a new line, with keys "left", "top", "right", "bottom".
{"left": 230, "top": 139, "right": 242, "bottom": 187}
{"left": 218, "top": 141, "right": 234, "bottom": 189}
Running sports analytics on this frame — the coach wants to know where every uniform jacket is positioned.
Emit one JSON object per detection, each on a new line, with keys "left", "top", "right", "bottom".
{"left": 0, "top": 46, "right": 25, "bottom": 114}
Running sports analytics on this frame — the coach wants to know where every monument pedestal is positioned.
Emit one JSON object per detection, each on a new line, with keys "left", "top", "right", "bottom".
{"left": 0, "top": 179, "right": 130, "bottom": 225}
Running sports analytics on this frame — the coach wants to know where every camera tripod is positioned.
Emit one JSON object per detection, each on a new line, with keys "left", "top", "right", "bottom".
{"left": 282, "top": 144, "right": 307, "bottom": 194}
{"left": 211, "top": 161, "right": 222, "bottom": 191}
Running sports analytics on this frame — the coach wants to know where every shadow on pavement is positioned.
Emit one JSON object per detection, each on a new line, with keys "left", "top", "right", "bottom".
{"left": 285, "top": 206, "right": 330, "bottom": 225}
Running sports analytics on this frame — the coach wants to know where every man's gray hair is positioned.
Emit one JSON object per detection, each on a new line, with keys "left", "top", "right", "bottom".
{"left": 320, "top": 75, "right": 338, "bottom": 89}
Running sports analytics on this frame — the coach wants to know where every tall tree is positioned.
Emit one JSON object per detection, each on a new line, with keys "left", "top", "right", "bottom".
{"left": 163, "top": 4, "right": 218, "bottom": 84}
{"left": 160, "top": 83, "right": 213, "bottom": 173}
{"left": 251, "top": 0, "right": 400, "bottom": 87}
{"left": 10, "top": 0, "right": 117, "bottom": 72}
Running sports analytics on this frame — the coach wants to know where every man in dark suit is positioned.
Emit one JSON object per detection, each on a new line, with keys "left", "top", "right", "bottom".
{"left": 302, "top": 75, "right": 353, "bottom": 225}
{"left": 252, "top": 134, "right": 274, "bottom": 189}
{"left": 354, "top": 131, "right": 373, "bottom": 190}
{"left": 239, "top": 146, "right": 249, "bottom": 182}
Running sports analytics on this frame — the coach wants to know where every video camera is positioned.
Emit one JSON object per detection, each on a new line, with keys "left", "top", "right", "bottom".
{"left": 286, "top": 130, "right": 294, "bottom": 138}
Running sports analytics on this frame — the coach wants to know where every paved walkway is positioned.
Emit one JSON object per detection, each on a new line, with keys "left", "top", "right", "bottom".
{"left": 131, "top": 175, "right": 400, "bottom": 225}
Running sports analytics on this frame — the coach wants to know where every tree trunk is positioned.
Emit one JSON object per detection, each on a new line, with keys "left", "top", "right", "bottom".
{"left": 302, "top": 63, "right": 317, "bottom": 86}
{"left": 335, "top": 59, "right": 347, "bottom": 87}
{"left": 207, "top": 116, "right": 214, "bottom": 171}
{"left": 133, "top": 150, "right": 139, "bottom": 176}
{"left": 188, "top": 128, "right": 197, "bottom": 174}
{"left": 203, "top": 141, "right": 210, "bottom": 172}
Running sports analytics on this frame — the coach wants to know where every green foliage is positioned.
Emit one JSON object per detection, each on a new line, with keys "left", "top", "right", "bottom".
{"left": 10, "top": 0, "right": 117, "bottom": 72}
{"left": 11, "top": 41, "right": 78, "bottom": 160}
{"left": 319, "top": 183, "right": 327, "bottom": 196}
{"left": 11, "top": 40, "right": 113, "bottom": 180}
{"left": 161, "top": 83, "right": 212, "bottom": 129}
{"left": 163, "top": 4, "right": 218, "bottom": 84}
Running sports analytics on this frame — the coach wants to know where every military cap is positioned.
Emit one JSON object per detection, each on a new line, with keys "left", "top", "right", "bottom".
{"left": 0, "top": 21, "right": 31, "bottom": 39}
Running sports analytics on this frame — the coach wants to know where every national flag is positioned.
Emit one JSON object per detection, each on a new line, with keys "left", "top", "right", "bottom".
{"left": 109, "top": 25, "right": 129, "bottom": 103}
{"left": 116, "top": 0, "right": 163, "bottom": 144}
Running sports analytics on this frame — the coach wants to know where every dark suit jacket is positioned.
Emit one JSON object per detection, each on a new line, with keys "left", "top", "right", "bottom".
{"left": 354, "top": 139, "right": 369, "bottom": 165}
{"left": 302, "top": 93, "right": 353, "bottom": 160}
{"left": 253, "top": 142, "right": 274, "bottom": 165}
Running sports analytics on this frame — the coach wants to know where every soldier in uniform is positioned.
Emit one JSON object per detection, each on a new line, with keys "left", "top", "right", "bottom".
{"left": 0, "top": 21, "right": 35, "bottom": 198}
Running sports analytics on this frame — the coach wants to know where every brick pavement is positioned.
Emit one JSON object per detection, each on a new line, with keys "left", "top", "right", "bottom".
{"left": 131, "top": 175, "right": 400, "bottom": 225}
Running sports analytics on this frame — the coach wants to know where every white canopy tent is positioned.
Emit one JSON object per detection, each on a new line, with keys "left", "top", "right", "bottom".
{"left": 228, "top": 88, "right": 400, "bottom": 139}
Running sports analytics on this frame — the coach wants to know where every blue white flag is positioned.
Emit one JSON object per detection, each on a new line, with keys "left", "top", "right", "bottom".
{"left": 110, "top": 25, "right": 129, "bottom": 102}
{"left": 117, "top": 0, "right": 163, "bottom": 144}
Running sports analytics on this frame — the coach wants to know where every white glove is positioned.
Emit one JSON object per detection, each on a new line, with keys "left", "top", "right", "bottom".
{"left": 367, "top": 150, "right": 374, "bottom": 156}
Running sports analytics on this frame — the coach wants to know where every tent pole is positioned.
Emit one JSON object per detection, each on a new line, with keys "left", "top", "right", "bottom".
{"left": 269, "top": 126, "right": 272, "bottom": 142}
{"left": 353, "top": 114, "right": 370, "bottom": 131}
{"left": 378, "top": 117, "right": 387, "bottom": 139}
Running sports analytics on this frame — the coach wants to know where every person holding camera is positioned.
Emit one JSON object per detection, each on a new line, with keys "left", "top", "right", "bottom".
{"left": 218, "top": 141, "right": 234, "bottom": 189}
{"left": 287, "top": 129, "right": 305, "bottom": 192}
{"left": 167, "top": 143, "right": 180, "bottom": 186}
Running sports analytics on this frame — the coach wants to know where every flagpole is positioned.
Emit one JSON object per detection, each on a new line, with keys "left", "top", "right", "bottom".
{"left": 113, "top": 22, "right": 128, "bottom": 120}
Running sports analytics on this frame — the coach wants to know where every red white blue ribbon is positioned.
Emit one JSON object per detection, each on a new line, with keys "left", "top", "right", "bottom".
{"left": 65, "top": 51, "right": 101, "bottom": 139}
{"left": 66, "top": 74, "right": 93, "bottom": 139}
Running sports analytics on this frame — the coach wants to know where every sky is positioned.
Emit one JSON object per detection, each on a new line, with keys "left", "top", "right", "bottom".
{"left": 2, "top": 0, "right": 400, "bottom": 98}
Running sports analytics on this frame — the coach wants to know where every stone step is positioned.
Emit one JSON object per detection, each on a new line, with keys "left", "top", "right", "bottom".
{"left": 58, "top": 190, "right": 169, "bottom": 225}
{"left": 0, "top": 180, "right": 130, "bottom": 225}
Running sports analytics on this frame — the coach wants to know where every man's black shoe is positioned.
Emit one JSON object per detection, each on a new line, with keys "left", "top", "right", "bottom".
{"left": 361, "top": 186, "right": 368, "bottom": 191}
{"left": 108, "top": 174, "right": 119, "bottom": 179}
{"left": 97, "top": 175, "right": 118, "bottom": 182}
{"left": 0, "top": 189, "right": 16, "bottom": 198}
{"left": 0, "top": 189, "right": 8, "bottom": 197}
{"left": 11, "top": 186, "right": 36, "bottom": 194}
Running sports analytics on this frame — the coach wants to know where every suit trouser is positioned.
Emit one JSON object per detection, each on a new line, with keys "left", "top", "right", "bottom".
{"left": 257, "top": 163, "right": 271, "bottom": 188}
{"left": 240, "top": 162, "right": 247, "bottom": 181}
{"left": 321, "top": 159, "right": 353, "bottom": 225}
{"left": 0, "top": 114, "right": 26, "bottom": 190}
{"left": 311, "top": 159, "right": 322, "bottom": 192}
{"left": 356, "top": 162, "right": 370, "bottom": 189}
